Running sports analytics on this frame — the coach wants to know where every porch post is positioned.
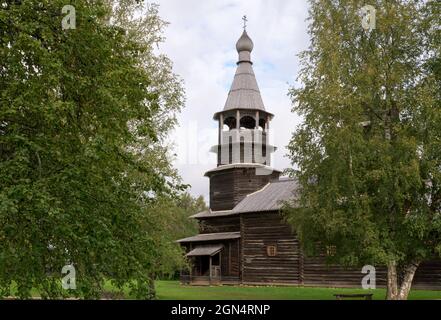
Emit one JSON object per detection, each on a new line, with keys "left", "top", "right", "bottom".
{"left": 219, "top": 113, "right": 224, "bottom": 145}
{"left": 236, "top": 110, "right": 240, "bottom": 129}
{"left": 219, "top": 251, "right": 222, "bottom": 281}
{"left": 189, "top": 243, "right": 192, "bottom": 283}
{"left": 189, "top": 257, "right": 192, "bottom": 283}
{"left": 209, "top": 256, "right": 212, "bottom": 284}
{"left": 255, "top": 111, "right": 259, "bottom": 129}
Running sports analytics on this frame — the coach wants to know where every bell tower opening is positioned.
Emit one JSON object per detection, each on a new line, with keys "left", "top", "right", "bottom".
{"left": 239, "top": 116, "right": 255, "bottom": 129}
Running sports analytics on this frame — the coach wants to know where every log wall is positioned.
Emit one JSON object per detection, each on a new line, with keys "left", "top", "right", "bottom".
{"left": 412, "top": 260, "right": 441, "bottom": 290}
{"left": 209, "top": 168, "right": 279, "bottom": 211}
{"left": 184, "top": 211, "right": 441, "bottom": 289}
{"left": 302, "top": 256, "right": 387, "bottom": 287}
{"left": 221, "top": 240, "right": 241, "bottom": 277}
{"left": 241, "top": 212, "right": 300, "bottom": 284}
{"left": 199, "top": 216, "right": 240, "bottom": 234}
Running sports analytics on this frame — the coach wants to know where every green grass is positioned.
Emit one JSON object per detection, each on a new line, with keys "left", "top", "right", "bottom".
{"left": 7, "top": 280, "right": 441, "bottom": 299}
{"left": 155, "top": 281, "right": 441, "bottom": 300}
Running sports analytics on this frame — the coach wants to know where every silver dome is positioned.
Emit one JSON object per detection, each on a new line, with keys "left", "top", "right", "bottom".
{"left": 235, "top": 30, "right": 254, "bottom": 52}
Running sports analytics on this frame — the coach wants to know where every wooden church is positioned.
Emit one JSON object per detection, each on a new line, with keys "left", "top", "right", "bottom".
{"left": 177, "top": 28, "right": 441, "bottom": 289}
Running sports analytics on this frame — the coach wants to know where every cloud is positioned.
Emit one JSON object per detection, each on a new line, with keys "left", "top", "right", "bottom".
{"left": 157, "top": 0, "right": 310, "bottom": 201}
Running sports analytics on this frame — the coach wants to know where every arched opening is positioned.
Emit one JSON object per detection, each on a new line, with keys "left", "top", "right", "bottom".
{"left": 239, "top": 116, "right": 256, "bottom": 129}
{"left": 223, "top": 117, "right": 236, "bottom": 130}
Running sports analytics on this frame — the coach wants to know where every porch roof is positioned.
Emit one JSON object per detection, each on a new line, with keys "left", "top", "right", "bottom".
{"left": 186, "top": 244, "right": 224, "bottom": 257}
{"left": 190, "top": 209, "right": 237, "bottom": 219}
{"left": 176, "top": 231, "right": 241, "bottom": 243}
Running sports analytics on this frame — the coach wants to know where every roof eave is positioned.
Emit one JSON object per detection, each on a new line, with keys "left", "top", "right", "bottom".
{"left": 213, "top": 109, "right": 274, "bottom": 121}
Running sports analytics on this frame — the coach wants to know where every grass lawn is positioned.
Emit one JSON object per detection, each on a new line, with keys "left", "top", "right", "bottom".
{"left": 6, "top": 280, "right": 441, "bottom": 299}
{"left": 155, "top": 281, "right": 441, "bottom": 300}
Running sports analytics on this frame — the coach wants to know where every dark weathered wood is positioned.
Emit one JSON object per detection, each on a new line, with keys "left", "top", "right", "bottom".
{"left": 411, "top": 260, "right": 441, "bottom": 290}
{"left": 208, "top": 167, "right": 279, "bottom": 211}
{"left": 199, "top": 216, "right": 240, "bottom": 234}
{"left": 181, "top": 162, "right": 441, "bottom": 289}
{"left": 181, "top": 211, "right": 441, "bottom": 289}
{"left": 241, "top": 212, "right": 300, "bottom": 284}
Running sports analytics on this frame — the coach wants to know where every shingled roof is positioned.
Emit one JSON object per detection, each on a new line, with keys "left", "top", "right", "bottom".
{"left": 223, "top": 30, "right": 265, "bottom": 112}
{"left": 224, "top": 62, "right": 265, "bottom": 111}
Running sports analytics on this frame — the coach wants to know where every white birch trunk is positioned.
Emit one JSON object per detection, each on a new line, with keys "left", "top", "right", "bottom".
{"left": 397, "top": 261, "right": 420, "bottom": 300}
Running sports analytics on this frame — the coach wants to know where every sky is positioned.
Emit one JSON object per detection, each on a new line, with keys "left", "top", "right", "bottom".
{"left": 156, "top": 0, "right": 311, "bottom": 200}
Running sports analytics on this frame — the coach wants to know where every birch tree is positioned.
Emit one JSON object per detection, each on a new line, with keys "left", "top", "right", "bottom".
{"left": 286, "top": 0, "right": 440, "bottom": 300}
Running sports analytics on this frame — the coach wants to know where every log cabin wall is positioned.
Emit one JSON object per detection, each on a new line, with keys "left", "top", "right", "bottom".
{"left": 199, "top": 216, "right": 240, "bottom": 234}
{"left": 302, "top": 256, "right": 387, "bottom": 287}
{"left": 301, "top": 247, "right": 441, "bottom": 289}
{"left": 183, "top": 214, "right": 441, "bottom": 288}
{"left": 412, "top": 261, "right": 441, "bottom": 290}
{"left": 209, "top": 170, "right": 235, "bottom": 211}
{"left": 302, "top": 257, "right": 441, "bottom": 289}
{"left": 221, "top": 239, "right": 241, "bottom": 277}
{"left": 241, "top": 212, "right": 301, "bottom": 284}
{"left": 209, "top": 168, "right": 279, "bottom": 211}
{"left": 238, "top": 212, "right": 438, "bottom": 289}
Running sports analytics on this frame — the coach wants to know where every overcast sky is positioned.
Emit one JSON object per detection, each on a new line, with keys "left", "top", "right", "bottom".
{"left": 157, "top": 0, "right": 311, "bottom": 200}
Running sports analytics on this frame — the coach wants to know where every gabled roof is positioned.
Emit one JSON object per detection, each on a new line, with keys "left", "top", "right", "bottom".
{"left": 232, "top": 179, "right": 298, "bottom": 214}
{"left": 176, "top": 232, "right": 241, "bottom": 243}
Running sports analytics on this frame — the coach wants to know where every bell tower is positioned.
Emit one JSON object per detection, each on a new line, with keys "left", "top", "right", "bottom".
{"left": 205, "top": 26, "right": 280, "bottom": 211}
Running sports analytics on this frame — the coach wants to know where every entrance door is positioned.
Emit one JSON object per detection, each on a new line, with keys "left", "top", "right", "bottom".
{"left": 192, "top": 256, "right": 210, "bottom": 276}
{"left": 210, "top": 252, "right": 221, "bottom": 283}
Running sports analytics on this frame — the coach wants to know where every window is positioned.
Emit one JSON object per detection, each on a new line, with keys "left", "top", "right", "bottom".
{"left": 266, "top": 245, "right": 277, "bottom": 257}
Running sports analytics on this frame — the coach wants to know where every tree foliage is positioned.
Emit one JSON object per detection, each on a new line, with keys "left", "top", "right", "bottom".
{"left": 151, "top": 192, "right": 206, "bottom": 279}
{"left": 286, "top": 0, "right": 440, "bottom": 299}
{"left": 0, "top": 0, "right": 186, "bottom": 299}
